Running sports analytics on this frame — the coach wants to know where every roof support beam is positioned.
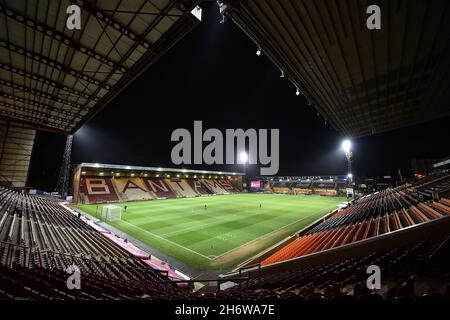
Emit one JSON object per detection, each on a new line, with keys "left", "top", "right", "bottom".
{"left": 0, "top": 101, "right": 74, "bottom": 125}
{"left": 0, "top": 4, "right": 127, "bottom": 73}
{"left": 0, "top": 106, "right": 67, "bottom": 130}
{"left": 0, "top": 63, "right": 99, "bottom": 102}
{"left": 71, "top": 0, "right": 178, "bottom": 121}
{"left": 0, "top": 92, "right": 83, "bottom": 119}
{"left": 80, "top": 1, "right": 156, "bottom": 53}
{"left": 0, "top": 79, "right": 88, "bottom": 112}
{"left": 0, "top": 40, "right": 110, "bottom": 89}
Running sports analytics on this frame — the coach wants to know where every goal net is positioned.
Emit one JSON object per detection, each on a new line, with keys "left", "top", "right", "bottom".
{"left": 101, "top": 205, "right": 122, "bottom": 222}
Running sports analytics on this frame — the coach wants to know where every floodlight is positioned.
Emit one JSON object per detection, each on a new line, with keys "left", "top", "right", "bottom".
{"left": 342, "top": 139, "right": 351, "bottom": 153}
{"left": 347, "top": 173, "right": 353, "bottom": 179}
{"left": 240, "top": 152, "right": 248, "bottom": 164}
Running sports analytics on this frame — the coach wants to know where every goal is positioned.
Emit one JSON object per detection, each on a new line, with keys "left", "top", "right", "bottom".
{"left": 101, "top": 205, "right": 122, "bottom": 222}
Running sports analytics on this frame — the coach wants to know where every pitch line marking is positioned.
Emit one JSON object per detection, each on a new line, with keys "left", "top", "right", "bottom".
{"left": 119, "top": 220, "right": 214, "bottom": 260}
{"left": 210, "top": 215, "right": 311, "bottom": 260}
{"left": 159, "top": 208, "right": 269, "bottom": 238}
{"left": 116, "top": 199, "right": 336, "bottom": 262}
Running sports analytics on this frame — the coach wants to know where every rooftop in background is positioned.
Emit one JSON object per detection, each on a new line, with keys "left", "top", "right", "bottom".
{"left": 0, "top": 0, "right": 200, "bottom": 133}
{"left": 222, "top": 0, "right": 450, "bottom": 137}
{"left": 75, "top": 162, "right": 244, "bottom": 176}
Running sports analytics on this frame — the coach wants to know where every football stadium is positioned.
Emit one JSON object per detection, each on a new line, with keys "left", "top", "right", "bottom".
{"left": 0, "top": 0, "right": 450, "bottom": 311}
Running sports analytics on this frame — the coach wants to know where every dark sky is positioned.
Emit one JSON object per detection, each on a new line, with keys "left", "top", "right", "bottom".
{"left": 28, "top": 2, "right": 450, "bottom": 191}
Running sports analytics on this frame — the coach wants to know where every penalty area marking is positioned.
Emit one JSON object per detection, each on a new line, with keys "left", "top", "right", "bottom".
{"left": 119, "top": 220, "right": 214, "bottom": 261}
{"left": 210, "top": 215, "right": 311, "bottom": 261}
{"left": 120, "top": 211, "right": 323, "bottom": 262}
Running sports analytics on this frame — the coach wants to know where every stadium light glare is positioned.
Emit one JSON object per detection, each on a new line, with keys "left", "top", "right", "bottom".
{"left": 256, "top": 46, "right": 261, "bottom": 56}
{"left": 94, "top": 163, "right": 100, "bottom": 168}
{"left": 342, "top": 139, "right": 354, "bottom": 185}
{"left": 342, "top": 139, "right": 352, "bottom": 153}
{"left": 240, "top": 152, "right": 248, "bottom": 164}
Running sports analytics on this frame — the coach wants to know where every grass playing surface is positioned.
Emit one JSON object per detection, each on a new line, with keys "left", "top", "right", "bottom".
{"left": 77, "top": 194, "right": 345, "bottom": 270}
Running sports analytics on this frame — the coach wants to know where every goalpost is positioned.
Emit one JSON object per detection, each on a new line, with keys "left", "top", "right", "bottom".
{"left": 101, "top": 205, "right": 122, "bottom": 222}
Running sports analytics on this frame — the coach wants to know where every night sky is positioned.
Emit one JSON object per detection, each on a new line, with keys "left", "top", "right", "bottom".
{"left": 28, "top": 2, "right": 450, "bottom": 191}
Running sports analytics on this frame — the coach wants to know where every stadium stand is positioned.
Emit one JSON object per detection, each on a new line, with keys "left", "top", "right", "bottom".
{"left": 272, "top": 181, "right": 291, "bottom": 194}
{"left": 291, "top": 181, "right": 312, "bottom": 195}
{"left": 218, "top": 180, "right": 239, "bottom": 193}
{"left": 336, "top": 181, "right": 348, "bottom": 190}
{"left": 201, "top": 179, "right": 230, "bottom": 195}
{"left": 166, "top": 179, "right": 198, "bottom": 198}
{"left": 222, "top": 237, "right": 450, "bottom": 300}
{"left": 259, "top": 175, "right": 450, "bottom": 266}
{"left": 1, "top": 174, "right": 450, "bottom": 300}
{"left": 143, "top": 179, "right": 177, "bottom": 199}
{"left": 269, "top": 178, "right": 348, "bottom": 196}
{"left": 78, "top": 177, "right": 119, "bottom": 204}
{"left": 186, "top": 179, "right": 211, "bottom": 195}
{"left": 0, "top": 186, "right": 190, "bottom": 300}
{"left": 312, "top": 181, "right": 338, "bottom": 196}
{"left": 77, "top": 175, "right": 240, "bottom": 203}
{"left": 113, "top": 178, "right": 154, "bottom": 201}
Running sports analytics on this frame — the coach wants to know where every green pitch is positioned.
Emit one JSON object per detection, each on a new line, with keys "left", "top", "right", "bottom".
{"left": 77, "top": 194, "right": 345, "bottom": 270}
